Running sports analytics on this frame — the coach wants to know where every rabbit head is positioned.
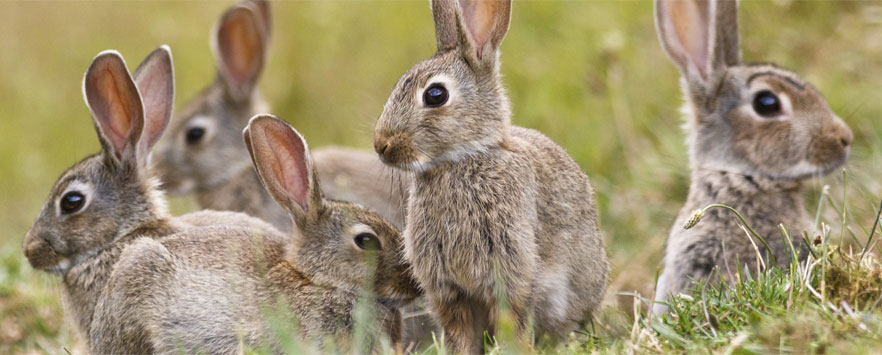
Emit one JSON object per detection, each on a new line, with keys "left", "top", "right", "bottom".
{"left": 655, "top": 0, "right": 852, "bottom": 180}
{"left": 373, "top": 0, "right": 512, "bottom": 173}
{"left": 153, "top": 0, "right": 270, "bottom": 194}
{"left": 245, "top": 115, "right": 420, "bottom": 306}
{"left": 23, "top": 47, "right": 175, "bottom": 274}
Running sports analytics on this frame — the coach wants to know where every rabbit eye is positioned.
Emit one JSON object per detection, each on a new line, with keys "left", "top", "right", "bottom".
{"left": 185, "top": 127, "right": 206, "bottom": 145}
{"left": 60, "top": 191, "right": 85, "bottom": 214}
{"left": 752, "top": 91, "right": 782, "bottom": 117}
{"left": 423, "top": 84, "right": 449, "bottom": 107}
{"left": 354, "top": 233, "right": 382, "bottom": 251}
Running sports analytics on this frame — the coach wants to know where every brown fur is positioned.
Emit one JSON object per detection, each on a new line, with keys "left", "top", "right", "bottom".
{"left": 24, "top": 48, "right": 420, "bottom": 353}
{"left": 373, "top": 1, "right": 609, "bottom": 352}
{"left": 149, "top": 1, "right": 429, "bottom": 347}
{"left": 151, "top": 0, "right": 405, "bottom": 231}
{"left": 653, "top": 0, "right": 853, "bottom": 314}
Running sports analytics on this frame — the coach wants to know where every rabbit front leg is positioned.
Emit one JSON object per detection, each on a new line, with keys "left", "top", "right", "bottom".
{"left": 430, "top": 288, "right": 494, "bottom": 354}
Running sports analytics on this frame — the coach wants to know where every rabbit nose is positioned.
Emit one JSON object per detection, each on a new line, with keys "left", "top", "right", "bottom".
{"left": 839, "top": 130, "right": 853, "bottom": 148}
{"left": 832, "top": 116, "right": 853, "bottom": 148}
{"left": 374, "top": 140, "right": 390, "bottom": 156}
{"left": 23, "top": 235, "right": 49, "bottom": 259}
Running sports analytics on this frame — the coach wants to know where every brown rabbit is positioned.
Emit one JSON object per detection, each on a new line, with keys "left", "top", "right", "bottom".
{"left": 151, "top": 0, "right": 407, "bottom": 231}
{"left": 23, "top": 47, "right": 419, "bottom": 353}
{"left": 21, "top": 46, "right": 201, "bottom": 350}
{"left": 91, "top": 114, "right": 419, "bottom": 354}
{"left": 652, "top": 0, "right": 853, "bottom": 314}
{"left": 372, "top": 0, "right": 610, "bottom": 352}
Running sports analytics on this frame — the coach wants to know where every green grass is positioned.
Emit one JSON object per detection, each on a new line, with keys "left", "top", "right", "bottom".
{"left": 1, "top": 0, "right": 881, "bottom": 353}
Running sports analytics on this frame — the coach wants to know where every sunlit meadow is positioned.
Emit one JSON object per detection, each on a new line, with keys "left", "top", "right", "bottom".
{"left": 1, "top": 1, "right": 881, "bottom": 353}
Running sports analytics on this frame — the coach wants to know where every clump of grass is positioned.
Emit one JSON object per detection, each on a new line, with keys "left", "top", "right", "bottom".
{"left": 617, "top": 189, "right": 882, "bottom": 353}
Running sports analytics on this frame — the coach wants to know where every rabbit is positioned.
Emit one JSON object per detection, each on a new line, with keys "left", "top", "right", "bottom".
{"left": 652, "top": 0, "right": 853, "bottom": 315}
{"left": 151, "top": 0, "right": 407, "bottom": 231}
{"left": 20, "top": 46, "right": 209, "bottom": 349}
{"left": 91, "top": 114, "right": 420, "bottom": 354}
{"left": 372, "top": 0, "right": 610, "bottom": 352}
{"left": 21, "top": 47, "right": 419, "bottom": 354}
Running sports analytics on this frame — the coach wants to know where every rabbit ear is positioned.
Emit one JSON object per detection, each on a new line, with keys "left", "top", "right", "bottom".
{"left": 244, "top": 114, "right": 322, "bottom": 224}
{"left": 212, "top": 4, "right": 266, "bottom": 103}
{"left": 655, "top": 0, "right": 740, "bottom": 85}
{"left": 711, "top": 0, "right": 741, "bottom": 69}
{"left": 244, "top": 0, "right": 272, "bottom": 41}
{"left": 83, "top": 50, "right": 145, "bottom": 165}
{"left": 456, "top": 0, "right": 511, "bottom": 66}
{"left": 431, "top": 0, "right": 459, "bottom": 52}
{"left": 132, "top": 45, "right": 174, "bottom": 159}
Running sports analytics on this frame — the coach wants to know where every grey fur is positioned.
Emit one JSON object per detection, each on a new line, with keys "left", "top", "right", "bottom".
{"left": 23, "top": 48, "right": 420, "bottom": 353}
{"left": 653, "top": 0, "right": 853, "bottom": 314}
{"left": 151, "top": 0, "right": 406, "bottom": 231}
{"left": 373, "top": 0, "right": 609, "bottom": 352}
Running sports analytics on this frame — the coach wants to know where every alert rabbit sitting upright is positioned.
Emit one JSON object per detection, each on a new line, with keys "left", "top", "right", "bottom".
{"left": 152, "top": 0, "right": 407, "bottom": 230}
{"left": 373, "top": 0, "right": 610, "bottom": 352}
{"left": 652, "top": 0, "right": 853, "bottom": 314}
{"left": 93, "top": 114, "right": 420, "bottom": 354}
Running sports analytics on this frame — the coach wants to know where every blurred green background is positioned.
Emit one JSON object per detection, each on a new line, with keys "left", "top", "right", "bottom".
{"left": 1, "top": 0, "right": 880, "bottom": 352}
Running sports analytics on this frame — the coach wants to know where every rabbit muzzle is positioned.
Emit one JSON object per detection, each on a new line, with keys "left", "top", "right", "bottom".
{"left": 23, "top": 231, "right": 65, "bottom": 273}
{"left": 374, "top": 131, "right": 418, "bottom": 170}
{"left": 808, "top": 116, "right": 853, "bottom": 174}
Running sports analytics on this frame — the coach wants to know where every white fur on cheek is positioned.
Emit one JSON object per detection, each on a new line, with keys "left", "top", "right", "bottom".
{"left": 782, "top": 160, "right": 824, "bottom": 180}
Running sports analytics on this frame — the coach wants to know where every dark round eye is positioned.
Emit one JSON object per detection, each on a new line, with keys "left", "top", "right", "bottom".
{"left": 185, "top": 127, "right": 206, "bottom": 145}
{"left": 60, "top": 191, "right": 85, "bottom": 214}
{"left": 423, "top": 84, "right": 449, "bottom": 107}
{"left": 753, "top": 90, "right": 782, "bottom": 117}
{"left": 354, "top": 233, "right": 381, "bottom": 251}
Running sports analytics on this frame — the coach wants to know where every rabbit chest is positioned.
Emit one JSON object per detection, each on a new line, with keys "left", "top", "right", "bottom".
{"left": 671, "top": 171, "right": 812, "bottom": 275}
{"left": 403, "top": 151, "right": 541, "bottom": 296}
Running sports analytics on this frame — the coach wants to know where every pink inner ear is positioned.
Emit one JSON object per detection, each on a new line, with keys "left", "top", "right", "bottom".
{"left": 86, "top": 59, "right": 142, "bottom": 158}
{"left": 670, "top": 0, "right": 709, "bottom": 77}
{"left": 265, "top": 125, "right": 310, "bottom": 212}
{"left": 133, "top": 53, "right": 173, "bottom": 153}
{"left": 460, "top": 0, "right": 497, "bottom": 59}
{"left": 218, "top": 8, "right": 262, "bottom": 86}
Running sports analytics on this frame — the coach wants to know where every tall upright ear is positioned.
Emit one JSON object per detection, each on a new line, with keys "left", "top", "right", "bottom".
{"left": 132, "top": 45, "right": 174, "bottom": 160}
{"left": 245, "top": 0, "right": 272, "bottom": 41}
{"left": 212, "top": 4, "right": 266, "bottom": 103}
{"left": 244, "top": 114, "right": 322, "bottom": 223}
{"left": 655, "top": 0, "right": 712, "bottom": 84}
{"left": 83, "top": 50, "right": 145, "bottom": 165}
{"left": 456, "top": 0, "right": 511, "bottom": 66}
{"left": 710, "top": 0, "right": 741, "bottom": 70}
{"left": 656, "top": 0, "right": 739, "bottom": 87}
{"left": 431, "top": 0, "right": 459, "bottom": 52}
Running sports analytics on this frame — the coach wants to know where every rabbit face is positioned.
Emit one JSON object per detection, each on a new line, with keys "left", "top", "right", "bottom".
{"left": 24, "top": 47, "right": 174, "bottom": 275}
{"left": 245, "top": 115, "right": 421, "bottom": 306}
{"left": 374, "top": 51, "right": 508, "bottom": 173}
{"left": 24, "top": 156, "right": 163, "bottom": 274}
{"left": 654, "top": 0, "right": 853, "bottom": 181}
{"left": 152, "top": 0, "right": 269, "bottom": 196}
{"left": 293, "top": 202, "right": 419, "bottom": 305}
{"left": 689, "top": 65, "right": 853, "bottom": 180}
{"left": 374, "top": 0, "right": 513, "bottom": 174}
{"left": 153, "top": 86, "right": 262, "bottom": 194}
